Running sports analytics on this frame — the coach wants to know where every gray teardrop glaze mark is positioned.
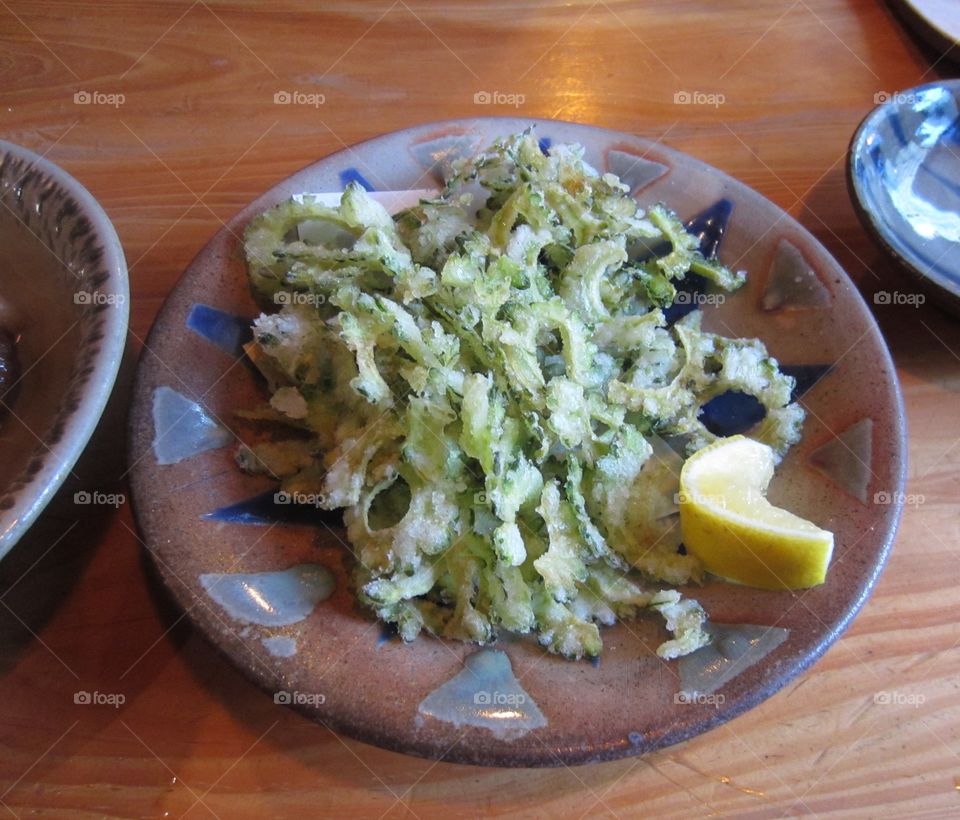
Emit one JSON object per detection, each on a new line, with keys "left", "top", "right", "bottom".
{"left": 679, "top": 623, "right": 790, "bottom": 697}
{"left": 262, "top": 635, "right": 298, "bottom": 657}
{"left": 199, "top": 564, "right": 334, "bottom": 627}
{"left": 152, "top": 385, "right": 232, "bottom": 465}
{"left": 606, "top": 149, "right": 669, "bottom": 192}
{"left": 409, "top": 133, "right": 481, "bottom": 184}
{"left": 809, "top": 417, "right": 874, "bottom": 503}
{"left": 418, "top": 649, "right": 546, "bottom": 740}
{"left": 760, "top": 239, "right": 832, "bottom": 311}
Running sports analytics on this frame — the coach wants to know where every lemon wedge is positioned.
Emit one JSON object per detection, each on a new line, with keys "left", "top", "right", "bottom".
{"left": 679, "top": 436, "right": 834, "bottom": 590}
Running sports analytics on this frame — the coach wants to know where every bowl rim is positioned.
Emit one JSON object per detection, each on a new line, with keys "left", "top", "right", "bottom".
{"left": 0, "top": 139, "right": 129, "bottom": 559}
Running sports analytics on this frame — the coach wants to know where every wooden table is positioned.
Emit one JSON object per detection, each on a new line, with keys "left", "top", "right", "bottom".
{"left": 1, "top": 1, "right": 958, "bottom": 816}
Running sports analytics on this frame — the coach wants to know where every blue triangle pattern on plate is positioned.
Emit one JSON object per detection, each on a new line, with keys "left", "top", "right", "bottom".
{"left": 339, "top": 168, "right": 375, "bottom": 191}
{"left": 377, "top": 622, "right": 399, "bottom": 647}
{"left": 660, "top": 199, "right": 734, "bottom": 324}
{"left": 538, "top": 136, "right": 552, "bottom": 155}
{"left": 686, "top": 198, "right": 734, "bottom": 258}
{"left": 698, "top": 391, "right": 767, "bottom": 437}
{"left": 202, "top": 489, "right": 344, "bottom": 527}
{"left": 697, "top": 364, "right": 834, "bottom": 437}
{"left": 781, "top": 363, "right": 833, "bottom": 400}
{"left": 662, "top": 273, "right": 710, "bottom": 324}
{"left": 186, "top": 304, "right": 253, "bottom": 358}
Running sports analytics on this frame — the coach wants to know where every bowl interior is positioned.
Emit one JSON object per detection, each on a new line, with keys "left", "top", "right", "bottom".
{"left": 850, "top": 80, "right": 960, "bottom": 306}
{"left": 0, "top": 206, "right": 86, "bottom": 488}
{"left": 0, "top": 143, "right": 128, "bottom": 556}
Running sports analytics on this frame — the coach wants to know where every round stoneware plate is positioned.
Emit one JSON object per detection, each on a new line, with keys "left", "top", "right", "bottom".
{"left": 129, "top": 118, "right": 906, "bottom": 767}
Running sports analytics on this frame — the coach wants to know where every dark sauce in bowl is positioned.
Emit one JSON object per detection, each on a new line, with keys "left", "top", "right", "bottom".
{"left": 0, "top": 327, "right": 21, "bottom": 411}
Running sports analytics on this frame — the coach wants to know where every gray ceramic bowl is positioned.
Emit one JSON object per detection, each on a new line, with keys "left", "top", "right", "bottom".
{"left": 0, "top": 141, "right": 128, "bottom": 558}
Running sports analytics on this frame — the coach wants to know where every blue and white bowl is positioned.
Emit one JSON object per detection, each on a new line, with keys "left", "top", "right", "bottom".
{"left": 849, "top": 80, "right": 960, "bottom": 314}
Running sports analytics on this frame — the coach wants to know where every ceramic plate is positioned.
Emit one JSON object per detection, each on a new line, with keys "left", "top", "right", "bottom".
{"left": 849, "top": 80, "right": 960, "bottom": 315}
{"left": 128, "top": 119, "right": 905, "bottom": 767}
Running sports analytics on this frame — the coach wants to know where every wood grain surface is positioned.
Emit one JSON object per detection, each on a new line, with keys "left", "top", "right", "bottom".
{"left": 0, "top": 1, "right": 958, "bottom": 817}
